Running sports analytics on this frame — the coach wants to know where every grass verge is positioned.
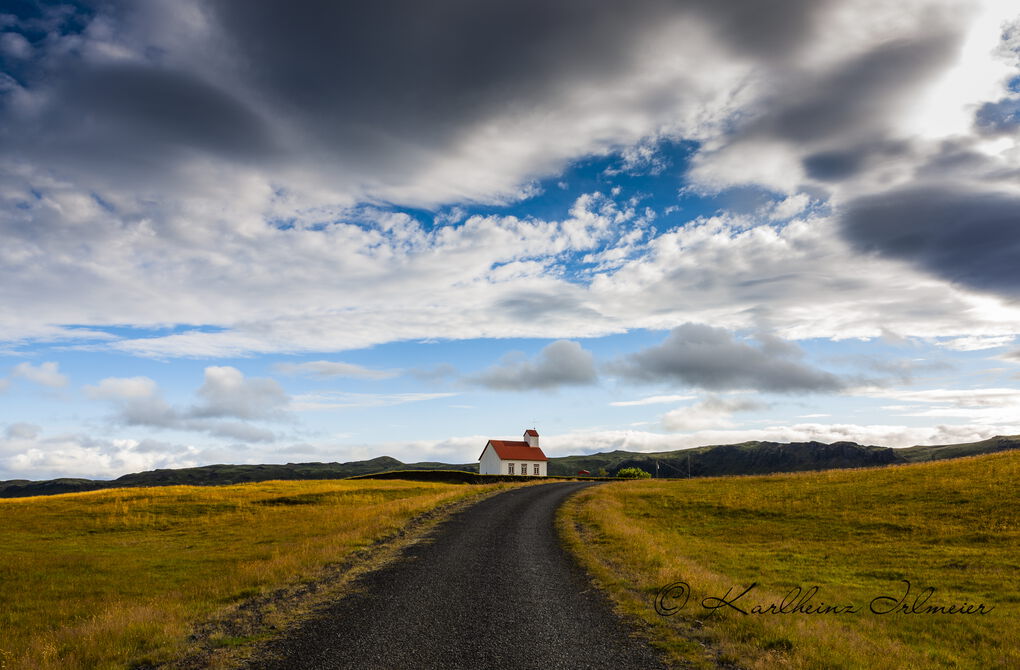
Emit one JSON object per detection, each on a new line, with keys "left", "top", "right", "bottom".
{"left": 559, "top": 451, "right": 1020, "bottom": 669}
{"left": 0, "top": 478, "right": 523, "bottom": 669}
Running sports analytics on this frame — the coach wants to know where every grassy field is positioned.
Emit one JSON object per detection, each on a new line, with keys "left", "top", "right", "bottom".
{"left": 0, "top": 478, "right": 519, "bottom": 669}
{"left": 560, "top": 451, "right": 1020, "bottom": 669}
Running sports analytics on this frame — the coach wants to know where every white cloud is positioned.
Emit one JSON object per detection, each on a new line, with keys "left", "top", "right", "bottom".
{"left": 859, "top": 387, "right": 1020, "bottom": 425}
{"left": 11, "top": 361, "right": 68, "bottom": 388}
{"left": 193, "top": 366, "right": 289, "bottom": 420}
{"left": 939, "top": 335, "right": 1015, "bottom": 351}
{"left": 274, "top": 360, "right": 399, "bottom": 380}
{"left": 85, "top": 367, "right": 290, "bottom": 442}
{"left": 590, "top": 214, "right": 1020, "bottom": 342}
{"left": 661, "top": 396, "right": 768, "bottom": 432}
{"left": 688, "top": 138, "right": 806, "bottom": 194}
{"left": 861, "top": 387, "right": 1020, "bottom": 407}
{"left": 768, "top": 193, "right": 812, "bottom": 221}
{"left": 88, "top": 376, "right": 159, "bottom": 400}
{"left": 4, "top": 422, "right": 40, "bottom": 440}
{"left": 0, "top": 201, "right": 1015, "bottom": 366}
{"left": 0, "top": 427, "right": 201, "bottom": 481}
{"left": 898, "top": 1, "right": 1020, "bottom": 139}
{"left": 610, "top": 394, "right": 695, "bottom": 407}
{"left": 326, "top": 434, "right": 490, "bottom": 466}
{"left": 291, "top": 391, "right": 458, "bottom": 411}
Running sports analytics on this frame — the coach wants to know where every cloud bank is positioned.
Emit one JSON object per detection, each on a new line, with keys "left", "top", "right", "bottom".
{"left": 87, "top": 367, "right": 290, "bottom": 443}
{"left": 0, "top": 0, "right": 1016, "bottom": 359}
{"left": 469, "top": 340, "right": 598, "bottom": 391}
{"left": 610, "top": 324, "right": 845, "bottom": 393}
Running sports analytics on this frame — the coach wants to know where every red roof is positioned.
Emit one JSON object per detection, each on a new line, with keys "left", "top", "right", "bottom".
{"left": 524, "top": 429, "right": 539, "bottom": 437}
{"left": 480, "top": 439, "right": 548, "bottom": 461}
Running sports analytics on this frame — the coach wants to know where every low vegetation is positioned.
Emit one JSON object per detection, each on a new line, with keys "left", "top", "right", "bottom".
{"left": 616, "top": 467, "right": 652, "bottom": 479}
{"left": 0, "top": 478, "right": 519, "bottom": 669}
{"left": 561, "top": 451, "right": 1020, "bottom": 669}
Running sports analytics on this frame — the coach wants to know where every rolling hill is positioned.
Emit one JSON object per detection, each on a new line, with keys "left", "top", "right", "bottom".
{"left": 2, "top": 434, "right": 1018, "bottom": 498}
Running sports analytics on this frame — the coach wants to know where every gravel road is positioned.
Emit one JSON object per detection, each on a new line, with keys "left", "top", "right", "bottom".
{"left": 247, "top": 481, "right": 668, "bottom": 669}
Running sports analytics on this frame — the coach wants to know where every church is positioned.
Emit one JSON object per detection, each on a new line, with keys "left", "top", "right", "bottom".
{"left": 478, "top": 428, "right": 548, "bottom": 476}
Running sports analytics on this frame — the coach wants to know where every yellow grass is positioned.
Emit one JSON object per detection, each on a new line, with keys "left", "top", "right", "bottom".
{"left": 0, "top": 479, "right": 517, "bottom": 669}
{"left": 560, "top": 451, "right": 1020, "bottom": 669}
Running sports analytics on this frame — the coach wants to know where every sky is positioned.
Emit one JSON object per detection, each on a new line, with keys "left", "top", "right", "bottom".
{"left": 2, "top": 0, "right": 1020, "bottom": 480}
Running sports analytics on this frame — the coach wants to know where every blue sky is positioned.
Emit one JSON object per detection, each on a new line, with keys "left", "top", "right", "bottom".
{"left": 2, "top": 1, "right": 1020, "bottom": 479}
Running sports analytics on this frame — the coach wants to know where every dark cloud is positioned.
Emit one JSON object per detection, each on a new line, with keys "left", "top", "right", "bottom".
{"left": 3, "top": 65, "right": 274, "bottom": 191}
{"left": 469, "top": 340, "right": 597, "bottom": 391}
{"left": 914, "top": 142, "right": 996, "bottom": 180}
{"left": 803, "top": 140, "right": 911, "bottom": 182}
{"left": 1, "top": 0, "right": 840, "bottom": 203}
{"left": 761, "top": 34, "right": 958, "bottom": 143}
{"left": 62, "top": 64, "right": 274, "bottom": 159}
{"left": 496, "top": 291, "right": 602, "bottom": 322}
{"left": 137, "top": 0, "right": 684, "bottom": 185}
{"left": 803, "top": 149, "right": 867, "bottom": 181}
{"left": 610, "top": 323, "right": 844, "bottom": 392}
{"left": 839, "top": 185, "right": 1020, "bottom": 295}
{"left": 684, "top": 0, "right": 832, "bottom": 60}
{"left": 211, "top": 1, "right": 640, "bottom": 122}
{"left": 208, "top": 0, "right": 830, "bottom": 138}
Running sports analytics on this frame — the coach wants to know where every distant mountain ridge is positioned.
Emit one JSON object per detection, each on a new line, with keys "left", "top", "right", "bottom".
{"left": 547, "top": 435, "right": 1020, "bottom": 478}
{"left": 2, "top": 435, "right": 1018, "bottom": 498}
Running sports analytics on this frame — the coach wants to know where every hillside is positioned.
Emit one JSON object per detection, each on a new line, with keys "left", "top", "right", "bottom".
{"left": 548, "top": 435, "right": 1020, "bottom": 476}
{"left": 561, "top": 448, "right": 1020, "bottom": 669}
{"left": 0, "top": 457, "right": 476, "bottom": 498}
{"left": 546, "top": 440, "right": 899, "bottom": 477}
{"left": 895, "top": 434, "right": 1020, "bottom": 462}
{"left": 3, "top": 434, "right": 1019, "bottom": 498}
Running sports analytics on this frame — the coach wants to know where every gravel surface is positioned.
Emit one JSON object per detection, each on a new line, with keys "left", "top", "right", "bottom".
{"left": 246, "top": 481, "right": 669, "bottom": 669}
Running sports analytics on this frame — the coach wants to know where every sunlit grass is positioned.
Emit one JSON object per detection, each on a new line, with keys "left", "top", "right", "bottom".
{"left": 560, "top": 451, "right": 1020, "bottom": 669}
{"left": 0, "top": 479, "right": 516, "bottom": 669}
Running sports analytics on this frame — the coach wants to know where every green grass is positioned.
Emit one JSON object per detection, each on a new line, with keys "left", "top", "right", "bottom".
{"left": 0, "top": 478, "right": 518, "bottom": 669}
{"left": 560, "top": 451, "right": 1020, "bottom": 669}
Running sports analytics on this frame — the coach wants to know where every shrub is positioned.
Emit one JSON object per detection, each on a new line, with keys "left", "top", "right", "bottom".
{"left": 616, "top": 467, "right": 651, "bottom": 479}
